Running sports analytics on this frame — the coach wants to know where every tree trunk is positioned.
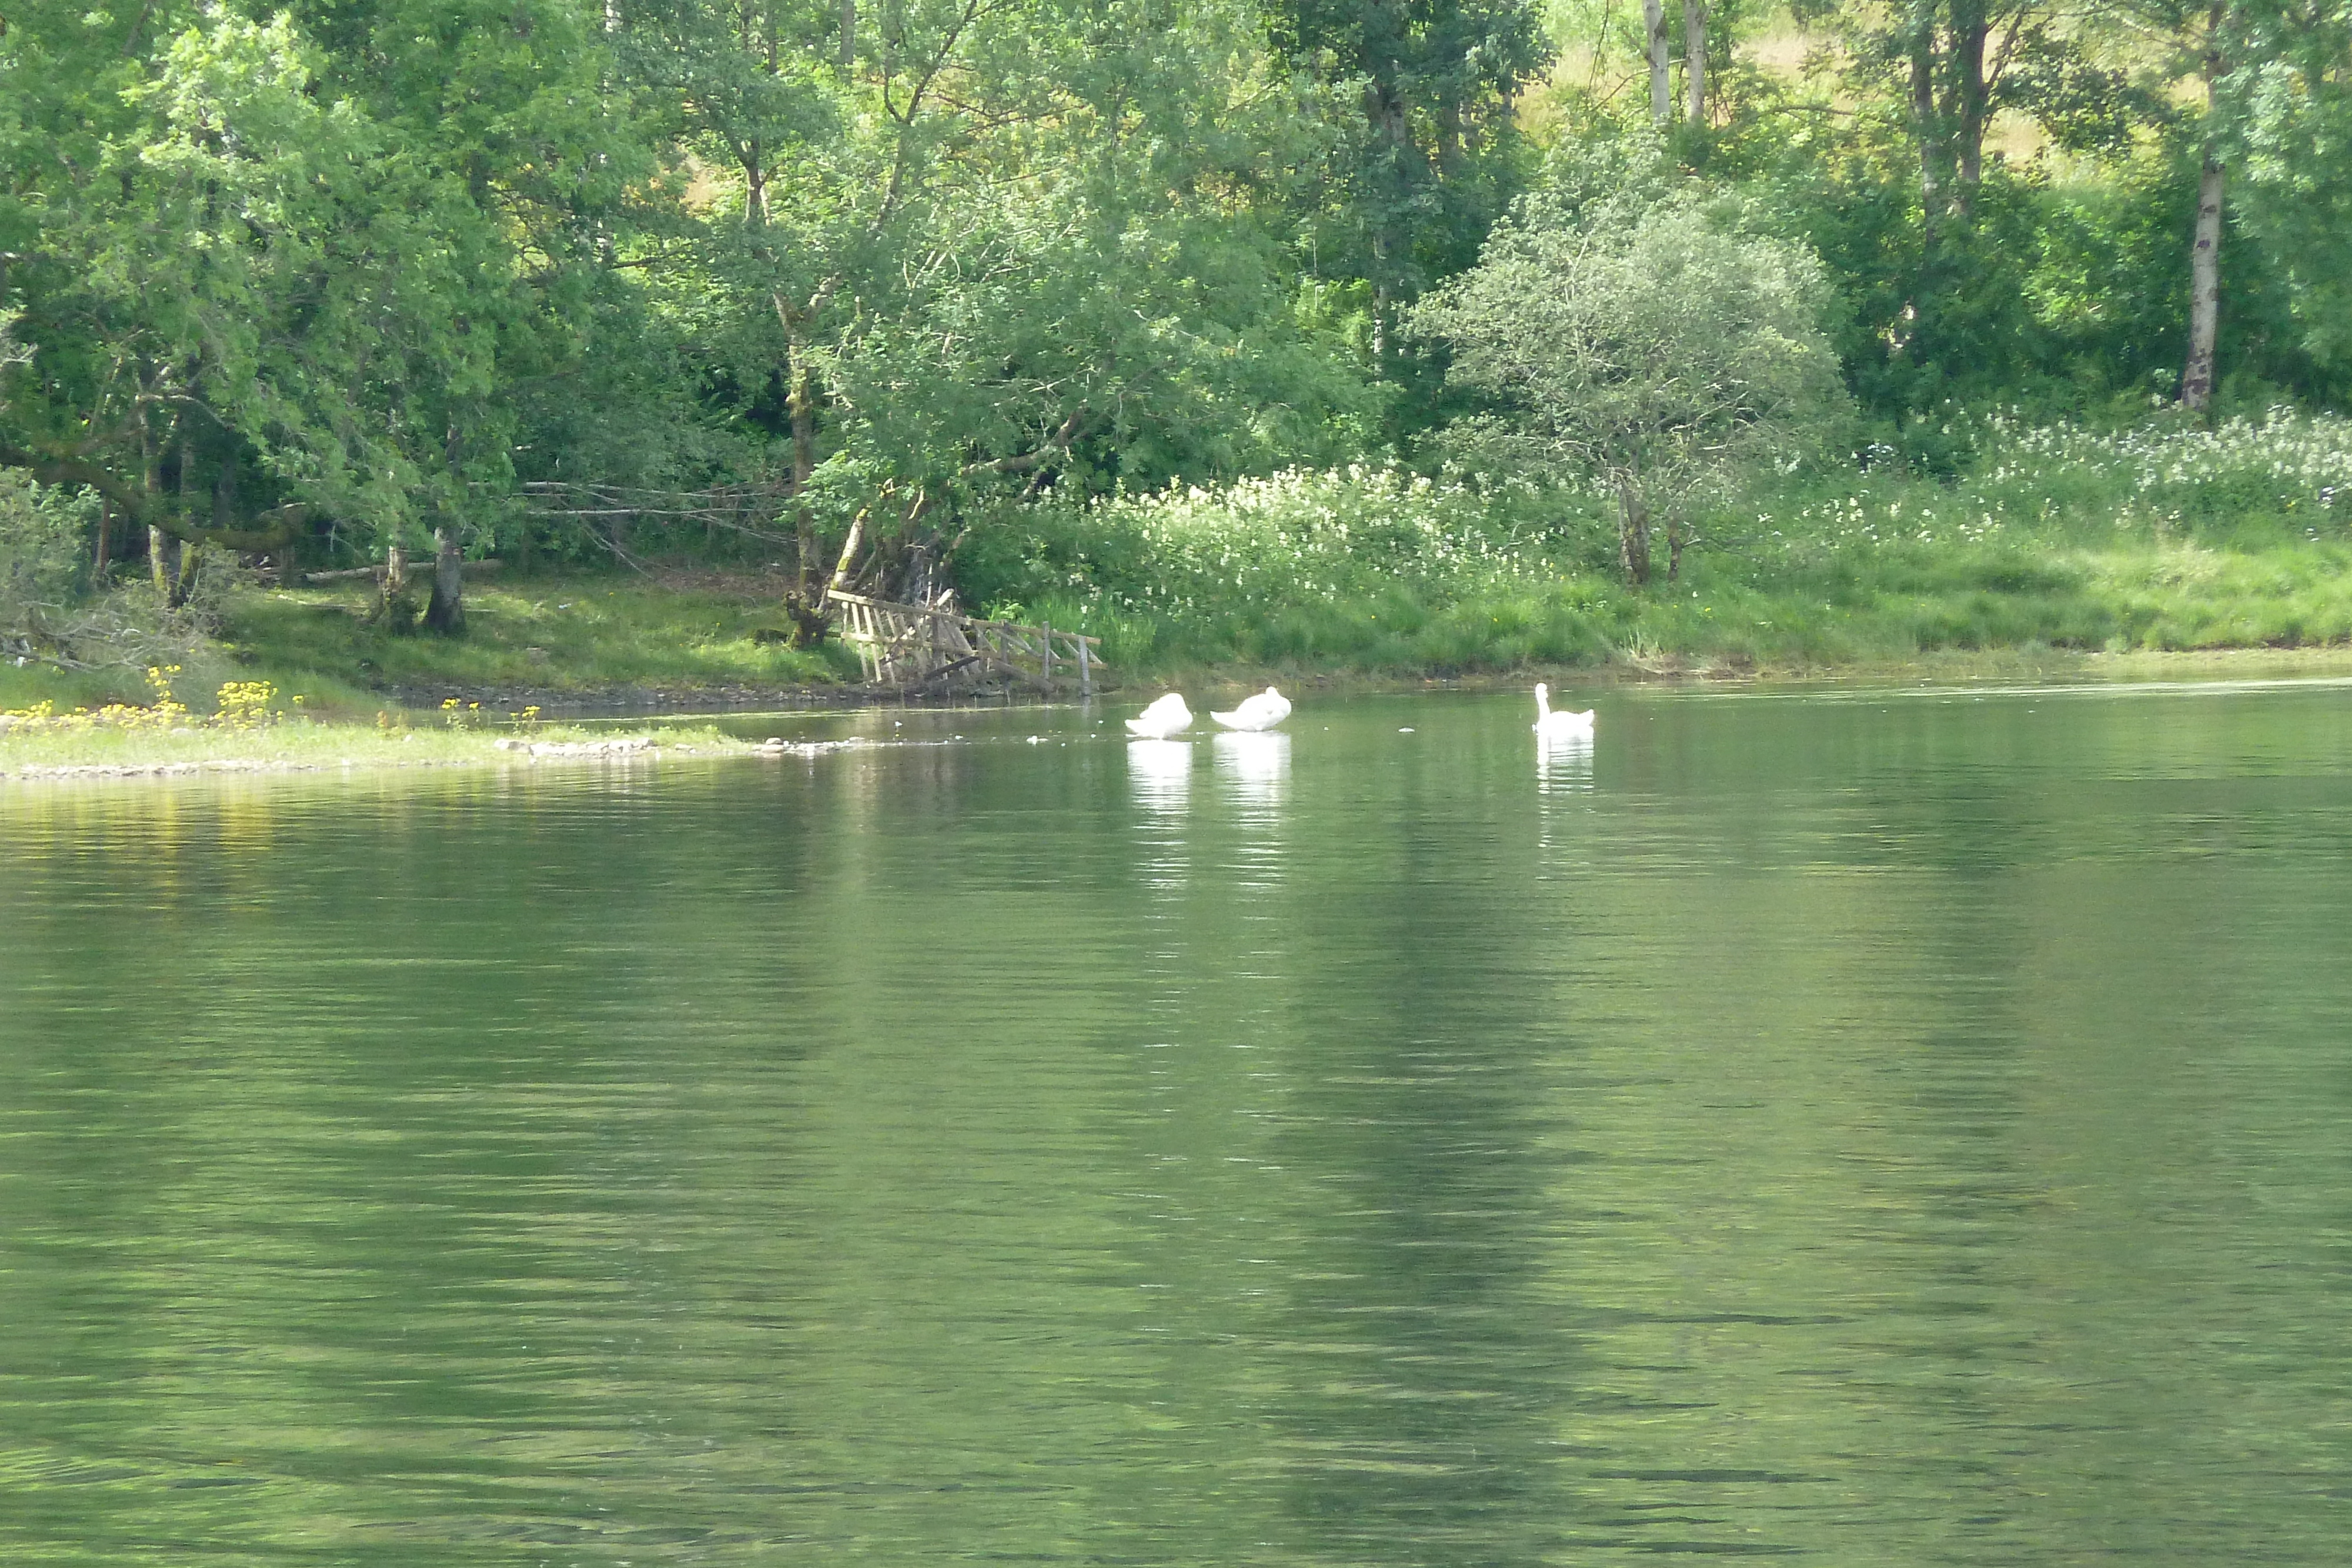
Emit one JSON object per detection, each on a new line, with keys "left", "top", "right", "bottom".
{"left": 2182, "top": 2, "right": 2230, "bottom": 413}
{"left": 1911, "top": 25, "right": 1943, "bottom": 250}
{"left": 840, "top": 0, "right": 854, "bottom": 67}
{"left": 424, "top": 527, "right": 465, "bottom": 634}
{"left": 744, "top": 142, "right": 766, "bottom": 228}
{"left": 788, "top": 346, "right": 818, "bottom": 597}
{"left": 1368, "top": 81, "right": 1412, "bottom": 152}
{"left": 140, "top": 416, "right": 175, "bottom": 601}
{"left": 1683, "top": 0, "right": 1708, "bottom": 126}
{"left": 149, "top": 526, "right": 182, "bottom": 604}
{"left": 823, "top": 504, "right": 867, "bottom": 610}
{"left": 94, "top": 500, "right": 112, "bottom": 576}
{"left": 162, "top": 432, "right": 192, "bottom": 607}
{"left": 372, "top": 539, "right": 411, "bottom": 627}
{"left": 1644, "top": 0, "right": 1672, "bottom": 125}
{"left": 1363, "top": 79, "right": 1413, "bottom": 340}
{"left": 1952, "top": 0, "right": 1990, "bottom": 210}
{"left": 1618, "top": 483, "right": 1653, "bottom": 587}
{"left": 2183, "top": 148, "right": 2225, "bottom": 412}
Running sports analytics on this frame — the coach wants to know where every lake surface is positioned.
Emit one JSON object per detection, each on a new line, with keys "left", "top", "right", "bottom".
{"left": 5, "top": 679, "right": 2352, "bottom": 1564}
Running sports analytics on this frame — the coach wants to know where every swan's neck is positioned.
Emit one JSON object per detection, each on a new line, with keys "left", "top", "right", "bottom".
{"left": 1536, "top": 688, "right": 1552, "bottom": 720}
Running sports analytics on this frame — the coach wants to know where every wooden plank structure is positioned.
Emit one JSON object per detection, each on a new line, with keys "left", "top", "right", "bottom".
{"left": 828, "top": 591, "right": 1104, "bottom": 693}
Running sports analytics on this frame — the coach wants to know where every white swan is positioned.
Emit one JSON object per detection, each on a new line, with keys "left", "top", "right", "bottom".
{"left": 1124, "top": 692, "right": 1194, "bottom": 738}
{"left": 1532, "top": 683, "right": 1595, "bottom": 738}
{"left": 1211, "top": 686, "right": 1292, "bottom": 732}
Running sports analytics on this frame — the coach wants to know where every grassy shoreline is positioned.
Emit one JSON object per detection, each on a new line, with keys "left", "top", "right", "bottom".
{"left": 12, "top": 641, "right": 2352, "bottom": 785}
{"left": 14, "top": 545, "right": 2352, "bottom": 727}
{"left": 1180, "top": 641, "right": 2352, "bottom": 694}
{"left": 0, "top": 711, "right": 772, "bottom": 783}
{"left": 0, "top": 567, "right": 867, "bottom": 721}
{"left": 8, "top": 407, "right": 2351, "bottom": 728}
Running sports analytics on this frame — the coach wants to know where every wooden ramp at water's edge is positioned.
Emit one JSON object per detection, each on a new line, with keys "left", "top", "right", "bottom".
{"left": 829, "top": 591, "right": 1104, "bottom": 694}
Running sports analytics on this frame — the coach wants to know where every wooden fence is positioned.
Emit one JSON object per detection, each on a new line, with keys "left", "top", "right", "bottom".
{"left": 828, "top": 591, "right": 1104, "bottom": 693}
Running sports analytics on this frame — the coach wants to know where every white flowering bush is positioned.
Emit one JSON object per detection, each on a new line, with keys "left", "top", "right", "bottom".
{"left": 950, "top": 465, "right": 1629, "bottom": 668}
{"left": 1100, "top": 466, "right": 1586, "bottom": 614}
{"left": 947, "top": 410, "right": 2352, "bottom": 673}
{"left": 1980, "top": 409, "right": 2352, "bottom": 516}
{"left": 961, "top": 466, "right": 1596, "bottom": 616}
{"left": 1748, "top": 408, "right": 2352, "bottom": 556}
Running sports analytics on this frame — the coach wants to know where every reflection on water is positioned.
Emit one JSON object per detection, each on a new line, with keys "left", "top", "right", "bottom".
{"left": 1535, "top": 730, "right": 1594, "bottom": 794}
{"left": 1535, "top": 731, "right": 1596, "bottom": 865}
{"left": 1212, "top": 728, "right": 1289, "bottom": 808}
{"left": 1127, "top": 737, "right": 1192, "bottom": 895}
{"left": 1212, "top": 730, "right": 1289, "bottom": 895}
{"left": 1125, "top": 737, "right": 1193, "bottom": 814}
{"left": 8, "top": 683, "right": 2352, "bottom": 1566}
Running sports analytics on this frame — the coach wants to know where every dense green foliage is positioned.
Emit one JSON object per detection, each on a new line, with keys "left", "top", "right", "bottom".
{"left": 964, "top": 411, "right": 2352, "bottom": 671}
{"left": 3, "top": 0, "right": 2351, "bottom": 681}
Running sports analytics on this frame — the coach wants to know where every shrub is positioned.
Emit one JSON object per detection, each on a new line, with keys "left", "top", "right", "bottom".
{"left": 0, "top": 470, "right": 233, "bottom": 671}
{"left": 0, "top": 469, "right": 95, "bottom": 651}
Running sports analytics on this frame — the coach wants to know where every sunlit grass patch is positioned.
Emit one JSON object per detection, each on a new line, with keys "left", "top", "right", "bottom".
{"left": 0, "top": 694, "right": 753, "bottom": 777}
{"left": 0, "top": 660, "right": 152, "bottom": 713}
{"left": 220, "top": 572, "right": 856, "bottom": 700}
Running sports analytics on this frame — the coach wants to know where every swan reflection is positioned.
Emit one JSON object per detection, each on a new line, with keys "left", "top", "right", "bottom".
{"left": 1536, "top": 732, "right": 1594, "bottom": 795}
{"left": 1213, "top": 728, "right": 1287, "bottom": 895}
{"left": 1212, "top": 729, "right": 1289, "bottom": 811}
{"left": 1127, "top": 738, "right": 1194, "bottom": 815}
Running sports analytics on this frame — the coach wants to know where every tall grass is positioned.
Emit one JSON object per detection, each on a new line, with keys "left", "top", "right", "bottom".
{"left": 960, "top": 410, "right": 2352, "bottom": 674}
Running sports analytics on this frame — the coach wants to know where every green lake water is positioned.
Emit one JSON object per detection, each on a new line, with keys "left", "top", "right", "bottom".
{"left": 5, "top": 680, "right": 2351, "bottom": 1564}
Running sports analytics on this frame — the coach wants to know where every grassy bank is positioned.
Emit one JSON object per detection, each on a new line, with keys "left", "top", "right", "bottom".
{"left": 963, "top": 410, "right": 2352, "bottom": 677}
{"left": 229, "top": 569, "right": 854, "bottom": 700}
{"left": 8, "top": 412, "right": 2350, "bottom": 716}
{"left": 0, "top": 569, "right": 856, "bottom": 718}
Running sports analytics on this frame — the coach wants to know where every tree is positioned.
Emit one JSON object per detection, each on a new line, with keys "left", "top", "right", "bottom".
{"left": 0, "top": 0, "right": 286, "bottom": 588}
{"left": 1410, "top": 195, "right": 1847, "bottom": 584}
{"left": 2204, "top": 0, "right": 2352, "bottom": 397}
{"left": 1783, "top": 0, "right": 2161, "bottom": 400}
{"left": 619, "top": 0, "right": 1381, "bottom": 608}
{"left": 1265, "top": 0, "right": 1552, "bottom": 338}
{"left": 261, "top": 0, "right": 653, "bottom": 630}
{"left": 2036, "top": 0, "right": 2352, "bottom": 409}
{"left": 1644, "top": 0, "right": 1673, "bottom": 123}
{"left": 0, "top": 2, "right": 654, "bottom": 630}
